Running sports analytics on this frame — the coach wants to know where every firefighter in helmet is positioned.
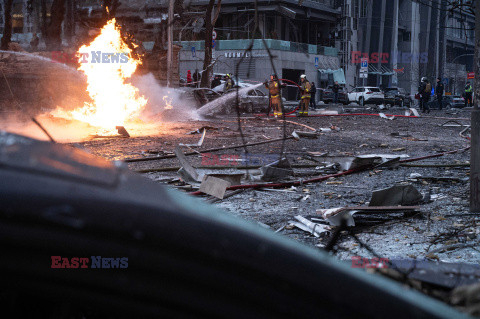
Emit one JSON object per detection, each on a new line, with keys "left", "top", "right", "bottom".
{"left": 299, "top": 74, "right": 312, "bottom": 117}
{"left": 264, "top": 74, "right": 286, "bottom": 117}
{"left": 224, "top": 74, "right": 234, "bottom": 92}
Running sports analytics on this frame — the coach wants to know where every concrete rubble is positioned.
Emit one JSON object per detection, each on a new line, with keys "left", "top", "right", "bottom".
{"left": 77, "top": 106, "right": 476, "bottom": 315}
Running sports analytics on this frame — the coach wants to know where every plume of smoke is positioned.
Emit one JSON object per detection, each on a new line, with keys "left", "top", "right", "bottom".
{"left": 131, "top": 73, "right": 200, "bottom": 122}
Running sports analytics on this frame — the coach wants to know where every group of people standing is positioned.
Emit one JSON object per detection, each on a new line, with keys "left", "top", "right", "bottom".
{"left": 186, "top": 70, "right": 201, "bottom": 87}
{"left": 263, "top": 74, "right": 315, "bottom": 117}
{"left": 418, "top": 77, "right": 474, "bottom": 113}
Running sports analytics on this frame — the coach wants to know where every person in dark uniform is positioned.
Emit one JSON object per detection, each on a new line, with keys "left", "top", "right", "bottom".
{"left": 332, "top": 81, "right": 340, "bottom": 105}
{"left": 435, "top": 77, "right": 444, "bottom": 110}
{"left": 310, "top": 82, "right": 317, "bottom": 109}
{"left": 211, "top": 74, "right": 221, "bottom": 89}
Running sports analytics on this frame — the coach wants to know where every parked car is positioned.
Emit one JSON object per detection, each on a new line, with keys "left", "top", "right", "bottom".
{"left": 177, "top": 87, "right": 222, "bottom": 107}
{"left": 235, "top": 88, "right": 287, "bottom": 113}
{"left": 348, "top": 87, "right": 385, "bottom": 106}
{"left": 384, "top": 87, "right": 413, "bottom": 107}
{"left": 321, "top": 85, "right": 349, "bottom": 105}
{"left": 211, "top": 73, "right": 251, "bottom": 94}
{"left": 427, "top": 95, "right": 465, "bottom": 109}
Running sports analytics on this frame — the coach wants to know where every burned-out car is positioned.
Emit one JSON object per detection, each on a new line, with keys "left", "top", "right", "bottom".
{"left": 321, "top": 85, "right": 349, "bottom": 105}
{"left": 384, "top": 87, "right": 413, "bottom": 107}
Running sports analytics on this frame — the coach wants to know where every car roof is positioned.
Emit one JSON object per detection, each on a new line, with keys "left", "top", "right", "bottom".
{"left": 355, "top": 86, "right": 380, "bottom": 89}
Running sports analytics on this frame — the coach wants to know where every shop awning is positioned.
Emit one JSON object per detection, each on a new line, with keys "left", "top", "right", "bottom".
{"left": 317, "top": 68, "right": 346, "bottom": 84}
{"left": 368, "top": 65, "right": 395, "bottom": 76}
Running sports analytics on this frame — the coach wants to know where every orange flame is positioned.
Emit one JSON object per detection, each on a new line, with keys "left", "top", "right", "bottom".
{"left": 53, "top": 19, "right": 147, "bottom": 134}
{"left": 163, "top": 95, "right": 173, "bottom": 110}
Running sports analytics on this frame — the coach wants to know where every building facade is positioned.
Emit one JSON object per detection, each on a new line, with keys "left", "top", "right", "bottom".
{"left": 2, "top": 0, "right": 341, "bottom": 94}
{"left": 176, "top": 0, "right": 342, "bottom": 98}
{"left": 339, "top": 0, "right": 475, "bottom": 95}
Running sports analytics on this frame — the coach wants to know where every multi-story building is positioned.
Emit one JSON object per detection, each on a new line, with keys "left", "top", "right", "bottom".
{"left": 2, "top": 0, "right": 342, "bottom": 97}
{"left": 177, "top": 0, "right": 342, "bottom": 99}
{"left": 339, "top": 0, "right": 475, "bottom": 95}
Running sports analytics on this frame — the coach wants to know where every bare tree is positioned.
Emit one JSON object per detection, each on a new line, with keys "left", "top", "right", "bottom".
{"left": 1, "top": 0, "right": 13, "bottom": 50}
{"left": 45, "top": 0, "right": 66, "bottom": 50}
{"left": 200, "top": 0, "right": 222, "bottom": 88}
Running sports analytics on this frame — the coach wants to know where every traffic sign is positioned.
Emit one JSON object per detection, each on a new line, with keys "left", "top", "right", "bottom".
{"left": 212, "top": 39, "right": 216, "bottom": 49}
{"left": 359, "top": 71, "right": 368, "bottom": 79}
{"left": 468, "top": 72, "right": 475, "bottom": 79}
{"left": 212, "top": 30, "right": 217, "bottom": 40}
{"left": 314, "top": 57, "right": 319, "bottom": 68}
{"left": 361, "top": 58, "right": 368, "bottom": 69}
{"left": 191, "top": 46, "right": 196, "bottom": 58}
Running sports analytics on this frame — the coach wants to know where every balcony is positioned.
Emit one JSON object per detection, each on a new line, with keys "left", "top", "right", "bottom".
{"left": 174, "top": 39, "right": 338, "bottom": 56}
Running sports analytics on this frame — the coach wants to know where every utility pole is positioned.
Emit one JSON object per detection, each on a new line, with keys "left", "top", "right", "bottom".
{"left": 470, "top": 0, "right": 480, "bottom": 212}
{"left": 167, "top": 0, "right": 174, "bottom": 87}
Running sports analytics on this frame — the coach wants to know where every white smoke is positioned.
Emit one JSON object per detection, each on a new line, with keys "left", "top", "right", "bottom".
{"left": 131, "top": 73, "right": 200, "bottom": 122}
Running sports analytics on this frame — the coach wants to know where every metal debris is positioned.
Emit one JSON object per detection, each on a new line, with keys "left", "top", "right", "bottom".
{"left": 116, "top": 126, "right": 130, "bottom": 138}
{"left": 199, "top": 175, "right": 231, "bottom": 199}
{"left": 175, "top": 146, "right": 201, "bottom": 184}
{"left": 260, "top": 157, "right": 294, "bottom": 181}
{"left": 405, "top": 108, "right": 420, "bottom": 117}
{"left": 292, "top": 130, "right": 318, "bottom": 140}
{"left": 369, "top": 184, "right": 423, "bottom": 206}
{"left": 318, "top": 206, "right": 420, "bottom": 227}
{"left": 379, "top": 113, "right": 396, "bottom": 120}
{"left": 180, "top": 128, "right": 206, "bottom": 147}
{"left": 288, "top": 215, "right": 330, "bottom": 237}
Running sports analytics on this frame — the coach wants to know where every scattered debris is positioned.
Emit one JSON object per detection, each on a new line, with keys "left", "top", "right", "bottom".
{"left": 440, "top": 120, "right": 469, "bottom": 128}
{"left": 116, "top": 126, "right": 130, "bottom": 138}
{"left": 288, "top": 215, "right": 330, "bottom": 237}
{"left": 180, "top": 128, "right": 206, "bottom": 147}
{"left": 199, "top": 175, "right": 231, "bottom": 199}
{"left": 292, "top": 130, "right": 318, "bottom": 140}
{"left": 175, "top": 146, "right": 201, "bottom": 184}
{"left": 318, "top": 206, "right": 420, "bottom": 227}
{"left": 369, "top": 184, "right": 423, "bottom": 206}
{"left": 206, "top": 173, "right": 244, "bottom": 185}
{"left": 391, "top": 132, "right": 412, "bottom": 138}
{"left": 408, "top": 174, "right": 469, "bottom": 184}
{"left": 260, "top": 157, "right": 294, "bottom": 181}
{"left": 405, "top": 108, "right": 420, "bottom": 117}
{"left": 318, "top": 110, "right": 339, "bottom": 115}
{"left": 187, "top": 126, "right": 218, "bottom": 134}
{"left": 379, "top": 113, "right": 395, "bottom": 120}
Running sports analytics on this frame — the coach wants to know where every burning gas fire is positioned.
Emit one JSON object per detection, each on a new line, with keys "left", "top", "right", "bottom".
{"left": 163, "top": 95, "right": 173, "bottom": 110}
{"left": 52, "top": 19, "right": 147, "bottom": 135}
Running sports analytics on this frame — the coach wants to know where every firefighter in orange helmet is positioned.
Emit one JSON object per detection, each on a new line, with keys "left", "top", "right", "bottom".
{"left": 264, "top": 74, "right": 286, "bottom": 117}
{"left": 299, "top": 74, "right": 311, "bottom": 117}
